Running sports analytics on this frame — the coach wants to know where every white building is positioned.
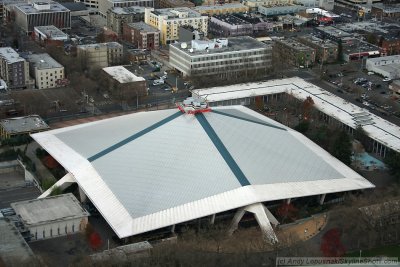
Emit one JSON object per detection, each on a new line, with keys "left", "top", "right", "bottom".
{"left": 34, "top": 25, "right": 69, "bottom": 43}
{"left": 99, "top": 0, "right": 153, "bottom": 17}
{"left": 11, "top": 193, "right": 89, "bottom": 241}
{"left": 32, "top": 103, "right": 373, "bottom": 243}
{"left": 169, "top": 36, "right": 272, "bottom": 77}
{"left": 144, "top": 7, "right": 208, "bottom": 45}
{"left": 366, "top": 55, "right": 400, "bottom": 80}
{"left": 25, "top": 53, "right": 65, "bottom": 89}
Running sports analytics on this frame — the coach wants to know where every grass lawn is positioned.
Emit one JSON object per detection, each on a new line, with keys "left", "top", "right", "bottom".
{"left": 346, "top": 244, "right": 400, "bottom": 257}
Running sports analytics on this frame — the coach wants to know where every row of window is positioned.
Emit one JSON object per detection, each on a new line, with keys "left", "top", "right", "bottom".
{"left": 35, "top": 224, "right": 76, "bottom": 239}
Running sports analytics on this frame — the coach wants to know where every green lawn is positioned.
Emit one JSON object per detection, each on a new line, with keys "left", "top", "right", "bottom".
{"left": 347, "top": 244, "right": 400, "bottom": 257}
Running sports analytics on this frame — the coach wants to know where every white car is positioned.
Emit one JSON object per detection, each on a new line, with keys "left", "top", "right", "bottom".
{"left": 382, "top": 77, "right": 391, "bottom": 82}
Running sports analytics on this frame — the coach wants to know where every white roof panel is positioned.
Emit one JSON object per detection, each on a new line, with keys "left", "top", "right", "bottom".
{"left": 31, "top": 105, "right": 374, "bottom": 238}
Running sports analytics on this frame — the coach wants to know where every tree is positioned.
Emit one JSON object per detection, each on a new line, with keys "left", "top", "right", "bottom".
{"left": 294, "top": 120, "right": 310, "bottom": 134}
{"left": 320, "top": 228, "right": 346, "bottom": 257}
{"left": 302, "top": 96, "right": 314, "bottom": 121}
{"left": 384, "top": 151, "right": 400, "bottom": 181}
{"left": 331, "top": 131, "right": 352, "bottom": 166}
{"left": 337, "top": 39, "right": 343, "bottom": 63}
{"left": 366, "top": 33, "right": 378, "bottom": 45}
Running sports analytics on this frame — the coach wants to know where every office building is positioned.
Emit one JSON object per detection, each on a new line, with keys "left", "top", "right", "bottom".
{"left": 14, "top": 1, "right": 71, "bottom": 33}
{"left": 0, "top": 47, "right": 32, "bottom": 89}
{"left": 77, "top": 42, "right": 123, "bottom": 69}
{"left": 273, "top": 38, "right": 316, "bottom": 67}
{"left": 144, "top": 7, "right": 208, "bottom": 45}
{"left": 123, "top": 22, "right": 159, "bottom": 49}
{"left": 25, "top": 53, "right": 65, "bottom": 89}
{"left": 106, "top": 6, "right": 145, "bottom": 36}
{"left": 169, "top": 36, "right": 272, "bottom": 77}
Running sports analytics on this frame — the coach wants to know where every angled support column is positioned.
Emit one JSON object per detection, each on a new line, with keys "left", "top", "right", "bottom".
{"left": 210, "top": 214, "right": 216, "bottom": 225}
{"left": 227, "top": 207, "right": 245, "bottom": 236}
{"left": 319, "top": 194, "right": 326, "bottom": 205}
{"left": 286, "top": 198, "right": 291, "bottom": 204}
{"left": 246, "top": 203, "right": 278, "bottom": 244}
{"left": 228, "top": 203, "right": 278, "bottom": 244}
{"left": 38, "top": 173, "right": 75, "bottom": 199}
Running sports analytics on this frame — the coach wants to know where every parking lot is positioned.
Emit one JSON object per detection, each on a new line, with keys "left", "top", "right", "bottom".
{"left": 0, "top": 186, "right": 41, "bottom": 209}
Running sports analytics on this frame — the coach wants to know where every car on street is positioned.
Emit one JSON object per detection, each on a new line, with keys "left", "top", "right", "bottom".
{"left": 383, "top": 77, "right": 391, "bottom": 82}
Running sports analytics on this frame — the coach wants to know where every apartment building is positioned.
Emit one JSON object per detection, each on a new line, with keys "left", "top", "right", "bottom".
{"left": 77, "top": 42, "right": 123, "bottom": 69}
{"left": 123, "top": 22, "right": 160, "bottom": 49}
{"left": 14, "top": 1, "right": 71, "bottom": 33}
{"left": 273, "top": 38, "right": 316, "bottom": 67}
{"left": 192, "top": 3, "right": 249, "bottom": 16}
{"left": 106, "top": 6, "right": 145, "bottom": 36}
{"left": 297, "top": 35, "right": 337, "bottom": 63}
{"left": 169, "top": 36, "right": 272, "bottom": 77}
{"left": 0, "top": 47, "right": 32, "bottom": 89}
{"left": 99, "top": 0, "right": 153, "bottom": 17}
{"left": 25, "top": 53, "right": 64, "bottom": 89}
{"left": 145, "top": 7, "right": 208, "bottom": 45}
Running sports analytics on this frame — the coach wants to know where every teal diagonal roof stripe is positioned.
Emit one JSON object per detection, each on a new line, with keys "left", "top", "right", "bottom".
{"left": 88, "top": 111, "right": 183, "bottom": 162}
{"left": 196, "top": 113, "right": 250, "bottom": 186}
{"left": 212, "top": 109, "right": 286, "bottom": 131}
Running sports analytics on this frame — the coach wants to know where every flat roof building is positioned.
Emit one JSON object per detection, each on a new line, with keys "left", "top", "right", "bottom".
{"left": 11, "top": 193, "right": 89, "bottom": 241}
{"left": 14, "top": 1, "right": 71, "bottom": 33}
{"left": 209, "top": 13, "right": 273, "bottom": 37}
{"left": 77, "top": 42, "right": 123, "bottom": 69}
{"left": 0, "top": 47, "right": 33, "bottom": 89}
{"left": 0, "top": 115, "right": 49, "bottom": 139}
{"left": 273, "top": 38, "right": 316, "bottom": 67}
{"left": 106, "top": 6, "right": 145, "bottom": 36}
{"left": 99, "top": 0, "right": 153, "bottom": 18}
{"left": 170, "top": 36, "right": 273, "bottom": 77}
{"left": 192, "top": 3, "right": 249, "bottom": 16}
{"left": 102, "top": 66, "right": 147, "bottom": 99}
{"left": 297, "top": 35, "right": 338, "bottom": 63}
{"left": 34, "top": 25, "right": 69, "bottom": 45}
{"left": 366, "top": 55, "right": 400, "bottom": 80}
{"left": 32, "top": 104, "right": 374, "bottom": 242}
{"left": 103, "top": 65, "right": 145, "bottom": 83}
{"left": 157, "top": 0, "right": 194, "bottom": 9}
{"left": 24, "top": 53, "right": 65, "bottom": 89}
{"left": 145, "top": 7, "right": 208, "bottom": 44}
{"left": 123, "top": 21, "right": 160, "bottom": 50}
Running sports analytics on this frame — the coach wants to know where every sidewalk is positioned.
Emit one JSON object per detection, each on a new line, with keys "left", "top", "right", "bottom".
{"left": 278, "top": 213, "right": 329, "bottom": 242}
{"left": 16, "top": 143, "right": 55, "bottom": 185}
